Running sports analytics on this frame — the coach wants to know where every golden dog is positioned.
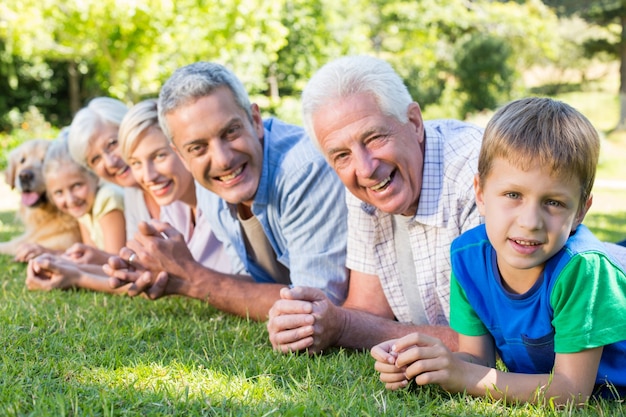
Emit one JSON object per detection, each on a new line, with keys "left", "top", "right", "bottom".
{"left": 0, "top": 139, "right": 81, "bottom": 257}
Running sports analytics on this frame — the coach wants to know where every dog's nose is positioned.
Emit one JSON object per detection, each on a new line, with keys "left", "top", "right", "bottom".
{"left": 19, "top": 169, "right": 34, "bottom": 185}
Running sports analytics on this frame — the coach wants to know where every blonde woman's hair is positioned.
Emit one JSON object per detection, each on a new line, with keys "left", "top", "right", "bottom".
{"left": 118, "top": 99, "right": 160, "bottom": 162}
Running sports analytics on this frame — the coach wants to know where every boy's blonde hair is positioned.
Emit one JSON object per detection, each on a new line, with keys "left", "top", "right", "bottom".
{"left": 478, "top": 97, "right": 600, "bottom": 208}
{"left": 118, "top": 98, "right": 160, "bottom": 162}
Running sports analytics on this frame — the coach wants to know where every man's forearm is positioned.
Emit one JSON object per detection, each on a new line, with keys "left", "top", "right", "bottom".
{"left": 164, "top": 261, "right": 285, "bottom": 321}
{"left": 336, "top": 308, "right": 459, "bottom": 351}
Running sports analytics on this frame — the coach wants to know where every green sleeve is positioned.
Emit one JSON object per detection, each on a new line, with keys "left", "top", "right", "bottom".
{"left": 551, "top": 252, "right": 626, "bottom": 353}
{"left": 450, "top": 272, "right": 488, "bottom": 336}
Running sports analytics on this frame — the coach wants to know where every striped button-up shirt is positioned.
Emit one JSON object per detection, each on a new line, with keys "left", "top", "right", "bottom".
{"left": 345, "top": 119, "right": 484, "bottom": 324}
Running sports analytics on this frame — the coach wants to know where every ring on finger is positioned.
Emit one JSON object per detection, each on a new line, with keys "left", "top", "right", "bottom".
{"left": 128, "top": 253, "right": 137, "bottom": 264}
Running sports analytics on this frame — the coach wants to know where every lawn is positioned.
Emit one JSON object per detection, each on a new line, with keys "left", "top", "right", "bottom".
{"left": 1, "top": 201, "right": 626, "bottom": 415}
{"left": 559, "top": 90, "right": 626, "bottom": 243}
{"left": 0, "top": 245, "right": 625, "bottom": 416}
{"left": 1, "top": 91, "right": 626, "bottom": 416}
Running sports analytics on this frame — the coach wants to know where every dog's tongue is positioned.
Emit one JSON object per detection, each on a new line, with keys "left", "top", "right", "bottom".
{"left": 21, "top": 192, "right": 40, "bottom": 207}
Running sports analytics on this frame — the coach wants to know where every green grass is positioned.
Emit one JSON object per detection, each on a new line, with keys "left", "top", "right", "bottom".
{"left": 0, "top": 256, "right": 625, "bottom": 416}
{"left": 585, "top": 187, "right": 626, "bottom": 243}
{"left": 1, "top": 214, "right": 626, "bottom": 415}
{"left": 1, "top": 88, "right": 626, "bottom": 415}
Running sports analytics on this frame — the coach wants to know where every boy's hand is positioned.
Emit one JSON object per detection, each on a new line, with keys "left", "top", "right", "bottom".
{"left": 371, "top": 338, "right": 409, "bottom": 390}
{"left": 393, "top": 333, "right": 465, "bottom": 393}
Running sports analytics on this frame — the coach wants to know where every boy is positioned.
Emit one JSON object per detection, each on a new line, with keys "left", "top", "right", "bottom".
{"left": 371, "top": 97, "right": 626, "bottom": 405}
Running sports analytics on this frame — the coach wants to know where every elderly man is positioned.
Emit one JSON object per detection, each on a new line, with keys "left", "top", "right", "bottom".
{"left": 267, "top": 55, "right": 484, "bottom": 352}
{"left": 104, "top": 62, "right": 348, "bottom": 320}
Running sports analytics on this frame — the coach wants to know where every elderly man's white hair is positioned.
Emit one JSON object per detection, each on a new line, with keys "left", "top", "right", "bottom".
{"left": 301, "top": 55, "right": 413, "bottom": 149}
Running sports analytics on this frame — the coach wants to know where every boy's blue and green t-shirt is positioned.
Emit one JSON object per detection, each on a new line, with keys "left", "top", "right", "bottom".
{"left": 450, "top": 224, "right": 626, "bottom": 396}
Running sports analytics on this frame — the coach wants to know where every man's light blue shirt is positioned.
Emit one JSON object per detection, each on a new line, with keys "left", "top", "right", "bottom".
{"left": 196, "top": 118, "right": 348, "bottom": 305}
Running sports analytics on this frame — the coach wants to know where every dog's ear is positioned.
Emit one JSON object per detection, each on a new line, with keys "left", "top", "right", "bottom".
{"left": 4, "top": 148, "right": 17, "bottom": 189}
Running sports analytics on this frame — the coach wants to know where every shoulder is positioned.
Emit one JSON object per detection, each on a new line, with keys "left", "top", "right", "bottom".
{"left": 451, "top": 224, "right": 488, "bottom": 254}
{"left": 96, "top": 182, "right": 124, "bottom": 203}
{"left": 92, "top": 182, "right": 124, "bottom": 217}
{"left": 450, "top": 225, "right": 493, "bottom": 291}
{"left": 424, "top": 119, "right": 484, "bottom": 144}
{"left": 263, "top": 117, "right": 326, "bottom": 169}
{"left": 160, "top": 200, "right": 190, "bottom": 226}
{"left": 123, "top": 185, "right": 144, "bottom": 204}
{"left": 195, "top": 182, "right": 225, "bottom": 211}
{"left": 549, "top": 225, "right": 626, "bottom": 276}
{"left": 426, "top": 119, "right": 482, "bottom": 161}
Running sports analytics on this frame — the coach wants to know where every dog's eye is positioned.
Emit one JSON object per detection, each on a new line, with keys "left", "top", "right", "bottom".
{"left": 20, "top": 157, "right": 25, "bottom": 164}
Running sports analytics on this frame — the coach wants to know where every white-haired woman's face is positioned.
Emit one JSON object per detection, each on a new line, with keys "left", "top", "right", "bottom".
{"left": 85, "top": 122, "right": 136, "bottom": 187}
{"left": 127, "top": 125, "right": 195, "bottom": 207}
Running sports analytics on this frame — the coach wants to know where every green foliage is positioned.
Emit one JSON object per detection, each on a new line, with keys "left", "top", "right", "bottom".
{"left": 0, "top": 41, "right": 73, "bottom": 131}
{"left": 455, "top": 34, "right": 515, "bottom": 116}
{"left": 0, "top": 107, "right": 59, "bottom": 171}
{"left": 0, "top": 0, "right": 576, "bottom": 125}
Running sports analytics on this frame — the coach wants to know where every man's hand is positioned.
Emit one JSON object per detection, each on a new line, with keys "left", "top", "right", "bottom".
{"left": 127, "top": 220, "right": 195, "bottom": 279}
{"left": 267, "top": 286, "right": 342, "bottom": 354}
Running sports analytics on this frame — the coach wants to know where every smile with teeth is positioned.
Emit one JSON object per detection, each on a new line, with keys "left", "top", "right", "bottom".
{"left": 370, "top": 174, "right": 392, "bottom": 192}
{"left": 150, "top": 180, "right": 171, "bottom": 194}
{"left": 115, "top": 166, "right": 129, "bottom": 177}
{"left": 512, "top": 239, "right": 541, "bottom": 246}
{"left": 218, "top": 166, "right": 243, "bottom": 182}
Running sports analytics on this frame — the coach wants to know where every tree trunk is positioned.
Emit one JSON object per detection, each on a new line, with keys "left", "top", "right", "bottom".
{"left": 68, "top": 60, "right": 81, "bottom": 116}
{"left": 267, "top": 62, "right": 279, "bottom": 102}
{"left": 618, "top": 91, "right": 626, "bottom": 132}
{"left": 616, "top": 13, "right": 626, "bottom": 130}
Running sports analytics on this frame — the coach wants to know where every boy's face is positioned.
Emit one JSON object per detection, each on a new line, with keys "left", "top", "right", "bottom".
{"left": 46, "top": 165, "right": 99, "bottom": 219}
{"left": 474, "top": 157, "right": 592, "bottom": 291}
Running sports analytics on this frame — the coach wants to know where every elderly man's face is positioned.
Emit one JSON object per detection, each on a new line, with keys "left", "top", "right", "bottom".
{"left": 313, "top": 93, "right": 425, "bottom": 216}
{"left": 165, "top": 87, "right": 264, "bottom": 207}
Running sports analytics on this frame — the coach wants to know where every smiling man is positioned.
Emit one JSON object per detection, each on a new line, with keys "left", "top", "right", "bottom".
{"left": 105, "top": 62, "right": 348, "bottom": 320}
{"left": 267, "top": 55, "right": 485, "bottom": 353}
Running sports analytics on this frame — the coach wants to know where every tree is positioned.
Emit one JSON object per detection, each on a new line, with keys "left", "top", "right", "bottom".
{"left": 455, "top": 34, "right": 514, "bottom": 116}
{"left": 584, "top": 1, "right": 626, "bottom": 129}
{"left": 543, "top": 0, "right": 626, "bottom": 129}
{"left": 0, "top": 0, "right": 289, "bottom": 108}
